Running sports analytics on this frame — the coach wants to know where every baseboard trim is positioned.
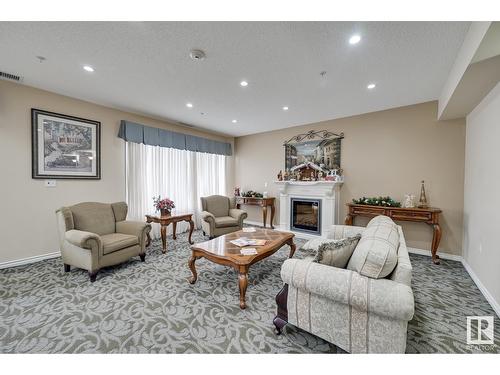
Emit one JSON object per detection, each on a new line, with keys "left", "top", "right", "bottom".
{"left": 0, "top": 251, "right": 60, "bottom": 270}
{"left": 461, "top": 259, "right": 500, "bottom": 318}
{"left": 407, "top": 247, "right": 463, "bottom": 262}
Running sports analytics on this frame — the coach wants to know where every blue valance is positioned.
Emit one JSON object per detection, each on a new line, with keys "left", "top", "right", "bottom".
{"left": 118, "top": 120, "right": 232, "bottom": 156}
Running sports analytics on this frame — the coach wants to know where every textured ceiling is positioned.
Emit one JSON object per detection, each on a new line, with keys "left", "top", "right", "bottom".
{"left": 0, "top": 22, "right": 470, "bottom": 136}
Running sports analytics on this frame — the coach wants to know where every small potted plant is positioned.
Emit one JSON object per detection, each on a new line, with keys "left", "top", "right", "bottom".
{"left": 153, "top": 195, "right": 175, "bottom": 216}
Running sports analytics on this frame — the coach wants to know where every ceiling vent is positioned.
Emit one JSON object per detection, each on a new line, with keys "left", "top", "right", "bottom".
{"left": 0, "top": 71, "right": 22, "bottom": 82}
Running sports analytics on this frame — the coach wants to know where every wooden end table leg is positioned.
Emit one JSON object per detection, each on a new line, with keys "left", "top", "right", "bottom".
{"left": 188, "top": 254, "right": 198, "bottom": 284}
{"left": 160, "top": 224, "right": 167, "bottom": 254}
{"left": 187, "top": 218, "right": 194, "bottom": 245}
{"left": 273, "top": 284, "right": 289, "bottom": 334}
{"left": 286, "top": 238, "right": 296, "bottom": 258}
{"left": 270, "top": 204, "right": 275, "bottom": 229}
{"left": 345, "top": 214, "right": 353, "bottom": 225}
{"left": 431, "top": 223, "right": 442, "bottom": 265}
{"left": 262, "top": 206, "right": 267, "bottom": 228}
{"left": 238, "top": 268, "right": 249, "bottom": 309}
{"left": 172, "top": 221, "right": 177, "bottom": 240}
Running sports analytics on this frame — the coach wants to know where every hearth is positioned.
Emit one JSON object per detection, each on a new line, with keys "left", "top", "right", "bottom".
{"left": 290, "top": 198, "right": 321, "bottom": 235}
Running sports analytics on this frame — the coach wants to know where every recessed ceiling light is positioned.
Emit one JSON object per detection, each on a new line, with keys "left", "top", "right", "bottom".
{"left": 349, "top": 35, "right": 361, "bottom": 45}
{"left": 282, "top": 106, "right": 289, "bottom": 111}
{"left": 367, "top": 83, "right": 376, "bottom": 90}
{"left": 240, "top": 81, "right": 248, "bottom": 87}
{"left": 83, "top": 65, "right": 94, "bottom": 72}
{"left": 186, "top": 103, "right": 193, "bottom": 108}
{"left": 232, "top": 119, "right": 237, "bottom": 123}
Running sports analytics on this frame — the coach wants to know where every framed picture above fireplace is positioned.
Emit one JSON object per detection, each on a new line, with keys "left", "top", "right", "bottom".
{"left": 283, "top": 130, "right": 343, "bottom": 172}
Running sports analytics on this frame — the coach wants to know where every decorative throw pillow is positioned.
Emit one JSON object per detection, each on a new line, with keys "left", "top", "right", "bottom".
{"left": 313, "top": 234, "right": 361, "bottom": 268}
{"left": 301, "top": 238, "right": 335, "bottom": 251}
{"left": 347, "top": 215, "right": 399, "bottom": 279}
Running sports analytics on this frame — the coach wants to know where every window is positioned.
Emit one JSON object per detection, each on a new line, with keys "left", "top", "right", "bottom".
{"left": 125, "top": 142, "right": 226, "bottom": 238}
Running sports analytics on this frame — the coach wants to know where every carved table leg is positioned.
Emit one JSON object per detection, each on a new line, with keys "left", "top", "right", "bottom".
{"left": 287, "top": 238, "right": 296, "bottom": 258}
{"left": 270, "top": 204, "right": 275, "bottom": 229}
{"left": 345, "top": 214, "right": 354, "bottom": 226}
{"left": 187, "top": 218, "right": 194, "bottom": 245}
{"left": 160, "top": 224, "right": 167, "bottom": 254}
{"left": 238, "top": 268, "right": 249, "bottom": 309}
{"left": 188, "top": 254, "right": 198, "bottom": 284}
{"left": 273, "top": 284, "right": 289, "bottom": 334}
{"left": 172, "top": 221, "right": 177, "bottom": 240}
{"left": 262, "top": 206, "right": 268, "bottom": 228}
{"left": 431, "top": 223, "right": 442, "bottom": 265}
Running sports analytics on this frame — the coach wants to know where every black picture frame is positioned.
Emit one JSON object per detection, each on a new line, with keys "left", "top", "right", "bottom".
{"left": 31, "top": 108, "right": 101, "bottom": 179}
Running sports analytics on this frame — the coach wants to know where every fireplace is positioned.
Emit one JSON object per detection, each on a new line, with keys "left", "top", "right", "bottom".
{"left": 290, "top": 198, "right": 321, "bottom": 235}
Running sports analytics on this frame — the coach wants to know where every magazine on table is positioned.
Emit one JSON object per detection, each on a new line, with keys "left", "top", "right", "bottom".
{"left": 230, "top": 237, "right": 267, "bottom": 247}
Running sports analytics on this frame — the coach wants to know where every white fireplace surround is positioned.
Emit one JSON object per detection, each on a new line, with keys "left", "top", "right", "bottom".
{"left": 274, "top": 181, "right": 343, "bottom": 239}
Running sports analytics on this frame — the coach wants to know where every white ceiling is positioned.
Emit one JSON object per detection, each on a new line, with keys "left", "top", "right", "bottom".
{"left": 0, "top": 22, "right": 470, "bottom": 137}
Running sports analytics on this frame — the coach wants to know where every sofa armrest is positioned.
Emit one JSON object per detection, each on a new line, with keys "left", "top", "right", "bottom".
{"left": 201, "top": 211, "right": 216, "bottom": 230}
{"left": 65, "top": 229, "right": 102, "bottom": 252}
{"left": 116, "top": 221, "right": 151, "bottom": 247}
{"left": 229, "top": 208, "right": 248, "bottom": 224}
{"left": 281, "top": 259, "right": 414, "bottom": 321}
{"left": 327, "top": 224, "right": 365, "bottom": 240}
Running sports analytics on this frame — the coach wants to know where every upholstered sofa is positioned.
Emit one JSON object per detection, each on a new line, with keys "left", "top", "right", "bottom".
{"left": 56, "top": 202, "right": 151, "bottom": 282}
{"left": 200, "top": 195, "right": 247, "bottom": 238}
{"left": 274, "top": 216, "right": 415, "bottom": 353}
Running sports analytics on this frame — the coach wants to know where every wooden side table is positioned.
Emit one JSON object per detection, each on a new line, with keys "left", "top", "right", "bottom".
{"left": 345, "top": 203, "right": 442, "bottom": 264}
{"left": 235, "top": 197, "right": 275, "bottom": 229}
{"left": 145, "top": 212, "right": 194, "bottom": 253}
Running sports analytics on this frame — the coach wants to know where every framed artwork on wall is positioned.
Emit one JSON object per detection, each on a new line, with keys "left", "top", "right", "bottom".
{"left": 31, "top": 108, "right": 101, "bottom": 179}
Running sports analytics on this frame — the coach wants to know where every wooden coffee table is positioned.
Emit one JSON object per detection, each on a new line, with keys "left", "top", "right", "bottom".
{"left": 188, "top": 228, "right": 295, "bottom": 309}
{"left": 145, "top": 212, "right": 194, "bottom": 253}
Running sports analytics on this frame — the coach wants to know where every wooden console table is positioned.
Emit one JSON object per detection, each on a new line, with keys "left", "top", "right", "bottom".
{"left": 145, "top": 212, "right": 194, "bottom": 253}
{"left": 235, "top": 197, "right": 275, "bottom": 229}
{"left": 345, "top": 203, "right": 442, "bottom": 264}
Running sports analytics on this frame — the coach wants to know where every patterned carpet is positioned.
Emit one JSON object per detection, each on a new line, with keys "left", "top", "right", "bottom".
{"left": 0, "top": 229, "right": 498, "bottom": 353}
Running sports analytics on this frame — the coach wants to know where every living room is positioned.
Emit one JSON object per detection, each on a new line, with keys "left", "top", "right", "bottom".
{"left": 1, "top": 0, "right": 500, "bottom": 371}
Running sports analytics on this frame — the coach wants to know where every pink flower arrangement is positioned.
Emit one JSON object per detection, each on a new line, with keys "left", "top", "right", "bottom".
{"left": 153, "top": 195, "right": 175, "bottom": 213}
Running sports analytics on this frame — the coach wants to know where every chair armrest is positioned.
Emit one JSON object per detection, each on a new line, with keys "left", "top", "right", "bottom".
{"left": 281, "top": 259, "right": 414, "bottom": 321}
{"left": 116, "top": 221, "right": 151, "bottom": 245}
{"left": 327, "top": 224, "right": 365, "bottom": 240}
{"left": 201, "top": 211, "right": 216, "bottom": 223}
{"left": 229, "top": 208, "right": 248, "bottom": 223}
{"left": 65, "top": 229, "right": 102, "bottom": 251}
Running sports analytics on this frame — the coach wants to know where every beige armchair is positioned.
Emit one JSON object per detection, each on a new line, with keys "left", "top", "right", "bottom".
{"left": 200, "top": 195, "right": 247, "bottom": 238}
{"left": 55, "top": 202, "right": 151, "bottom": 282}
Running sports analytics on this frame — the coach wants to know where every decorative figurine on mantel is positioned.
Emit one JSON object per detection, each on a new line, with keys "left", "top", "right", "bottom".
{"left": 418, "top": 180, "right": 429, "bottom": 208}
{"left": 234, "top": 187, "right": 241, "bottom": 197}
{"left": 277, "top": 170, "right": 283, "bottom": 181}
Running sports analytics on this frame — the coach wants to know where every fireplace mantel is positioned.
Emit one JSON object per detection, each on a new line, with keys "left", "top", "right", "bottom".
{"left": 274, "top": 180, "right": 343, "bottom": 239}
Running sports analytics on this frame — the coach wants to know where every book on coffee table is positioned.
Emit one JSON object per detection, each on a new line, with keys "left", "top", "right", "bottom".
{"left": 230, "top": 237, "right": 267, "bottom": 247}
{"left": 240, "top": 247, "right": 258, "bottom": 255}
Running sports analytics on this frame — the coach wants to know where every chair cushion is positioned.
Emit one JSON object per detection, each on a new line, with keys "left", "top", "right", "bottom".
{"left": 101, "top": 233, "right": 139, "bottom": 255}
{"left": 202, "top": 195, "right": 230, "bottom": 218}
{"left": 347, "top": 215, "right": 399, "bottom": 279}
{"left": 214, "top": 216, "right": 239, "bottom": 228}
{"left": 70, "top": 202, "right": 116, "bottom": 235}
{"left": 313, "top": 235, "right": 361, "bottom": 268}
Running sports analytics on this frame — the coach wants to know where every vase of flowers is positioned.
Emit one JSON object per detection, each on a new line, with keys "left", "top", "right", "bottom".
{"left": 153, "top": 195, "right": 175, "bottom": 216}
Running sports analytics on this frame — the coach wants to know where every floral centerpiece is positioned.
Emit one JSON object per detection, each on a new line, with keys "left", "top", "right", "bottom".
{"left": 153, "top": 195, "right": 175, "bottom": 216}
{"left": 352, "top": 196, "right": 401, "bottom": 207}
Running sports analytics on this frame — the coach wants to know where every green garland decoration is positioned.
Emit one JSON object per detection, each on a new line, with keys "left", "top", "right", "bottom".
{"left": 352, "top": 196, "right": 401, "bottom": 207}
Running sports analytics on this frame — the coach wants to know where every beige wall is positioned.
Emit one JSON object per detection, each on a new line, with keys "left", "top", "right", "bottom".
{"left": 235, "top": 101, "right": 466, "bottom": 255}
{"left": 464, "top": 82, "right": 500, "bottom": 313}
{"left": 0, "top": 80, "right": 233, "bottom": 264}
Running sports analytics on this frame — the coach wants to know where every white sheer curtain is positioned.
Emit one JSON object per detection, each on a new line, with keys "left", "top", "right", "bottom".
{"left": 126, "top": 142, "right": 226, "bottom": 239}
